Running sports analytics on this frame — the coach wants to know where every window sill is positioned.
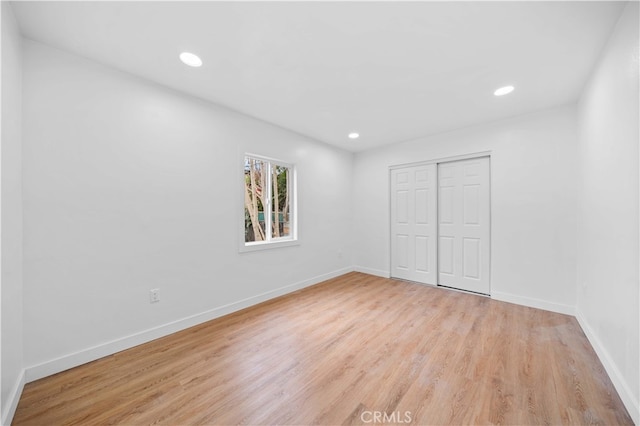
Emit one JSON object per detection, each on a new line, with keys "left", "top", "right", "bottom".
{"left": 239, "top": 238, "right": 300, "bottom": 253}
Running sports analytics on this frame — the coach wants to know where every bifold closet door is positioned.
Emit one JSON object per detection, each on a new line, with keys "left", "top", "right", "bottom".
{"left": 438, "top": 157, "right": 490, "bottom": 294}
{"left": 390, "top": 164, "right": 437, "bottom": 285}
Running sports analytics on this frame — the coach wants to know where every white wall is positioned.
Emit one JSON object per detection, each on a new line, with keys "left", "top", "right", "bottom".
{"left": 576, "top": 2, "right": 639, "bottom": 423}
{"left": 1, "top": 1, "right": 24, "bottom": 424}
{"left": 353, "top": 105, "right": 578, "bottom": 314}
{"left": 22, "top": 40, "right": 354, "bottom": 378}
{"left": 10, "top": 4, "right": 639, "bottom": 424}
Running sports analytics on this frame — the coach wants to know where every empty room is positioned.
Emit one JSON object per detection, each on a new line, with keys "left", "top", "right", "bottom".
{"left": 1, "top": 1, "right": 639, "bottom": 425}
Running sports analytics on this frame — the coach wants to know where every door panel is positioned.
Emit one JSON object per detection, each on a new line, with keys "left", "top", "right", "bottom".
{"left": 439, "top": 236, "right": 454, "bottom": 275}
{"left": 463, "top": 185, "right": 480, "bottom": 224}
{"left": 415, "top": 189, "right": 429, "bottom": 224}
{"left": 415, "top": 236, "right": 429, "bottom": 272}
{"left": 396, "top": 234, "right": 409, "bottom": 269}
{"left": 463, "top": 237, "right": 481, "bottom": 279}
{"left": 390, "top": 164, "right": 437, "bottom": 285}
{"left": 438, "top": 157, "right": 490, "bottom": 294}
{"left": 396, "top": 190, "right": 408, "bottom": 223}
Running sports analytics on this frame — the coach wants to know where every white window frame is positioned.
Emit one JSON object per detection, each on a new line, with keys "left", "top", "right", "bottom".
{"left": 240, "top": 153, "right": 298, "bottom": 252}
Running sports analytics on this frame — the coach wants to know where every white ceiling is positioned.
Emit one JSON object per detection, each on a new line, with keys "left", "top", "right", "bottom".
{"left": 11, "top": 1, "right": 626, "bottom": 152}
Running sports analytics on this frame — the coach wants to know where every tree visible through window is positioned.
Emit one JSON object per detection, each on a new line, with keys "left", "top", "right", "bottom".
{"left": 244, "top": 156, "right": 294, "bottom": 245}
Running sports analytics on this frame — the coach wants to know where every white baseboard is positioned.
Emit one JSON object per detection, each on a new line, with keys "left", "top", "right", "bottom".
{"left": 575, "top": 309, "right": 639, "bottom": 425}
{"left": 357, "top": 273, "right": 575, "bottom": 316}
{"left": 354, "top": 265, "right": 390, "bottom": 278}
{"left": 491, "top": 291, "right": 576, "bottom": 316}
{"left": 1, "top": 368, "right": 25, "bottom": 426}
{"left": 25, "top": 267, "right": 353, "bottom": 383}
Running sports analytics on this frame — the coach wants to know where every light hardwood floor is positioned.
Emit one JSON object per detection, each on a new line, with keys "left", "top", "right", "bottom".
{"left": 13, "top": 272, "right": 632, "bottom": 425}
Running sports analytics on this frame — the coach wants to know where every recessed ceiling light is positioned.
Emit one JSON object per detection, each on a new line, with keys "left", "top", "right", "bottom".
{"left": 179, "top": 52, "right": 203, "bottom": 67}
{"left": 494, "top": 85, "right": 514, "bottom": 96}
{"left": 348, "top": 132, "right": 360, "bottom": 139}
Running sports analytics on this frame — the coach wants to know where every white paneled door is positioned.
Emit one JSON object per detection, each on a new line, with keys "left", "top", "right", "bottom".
{"left": 390, "top": 164, "right": 438, "bottom": 285}
{"left": 390, "top": 157, "right": 490, "bottom": 294}
{"left": 438, "top": 157, "right": 490, "bottom": 294}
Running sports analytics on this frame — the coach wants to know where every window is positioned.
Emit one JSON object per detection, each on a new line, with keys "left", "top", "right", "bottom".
{"left": 242, "top": 155, "right": 296, "bottom": 251}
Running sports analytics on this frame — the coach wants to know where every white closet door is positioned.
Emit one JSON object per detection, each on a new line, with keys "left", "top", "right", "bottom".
{"left": 390, "top": 164, "right": 437, "bottom": 285}
{"left": 438, "top": 157, "right": 490, "bottom": 294}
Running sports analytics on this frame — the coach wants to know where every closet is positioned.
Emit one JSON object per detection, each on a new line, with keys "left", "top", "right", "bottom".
{"left": 390, "top": 156, "right": 490, "bottom": 294}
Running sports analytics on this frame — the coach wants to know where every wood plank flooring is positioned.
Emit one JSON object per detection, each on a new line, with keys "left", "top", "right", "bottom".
{"left": 13, "top": 272, "right": 633, "bottom": 425}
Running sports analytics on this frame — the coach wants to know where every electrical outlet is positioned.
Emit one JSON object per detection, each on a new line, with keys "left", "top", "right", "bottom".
{"left": 338, "top": 249, "right": 343, "bottom": 259}
{"left": 149, "top": 288, "right": 160, "bottom": 304}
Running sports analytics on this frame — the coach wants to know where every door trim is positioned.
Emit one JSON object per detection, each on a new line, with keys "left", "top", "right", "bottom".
{"left": 389, "top": 150, "right": 492, "bottom": 171}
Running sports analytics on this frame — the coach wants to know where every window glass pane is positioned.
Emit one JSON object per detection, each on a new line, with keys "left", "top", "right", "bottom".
{"left": 244, "top": 157, "right": 267, "bottom": 242}
{"left": 242, "top": 154, "right": 295, "bottom": 249}
{"left": 272, "top": 165, "right": 291, "bottom": 238}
